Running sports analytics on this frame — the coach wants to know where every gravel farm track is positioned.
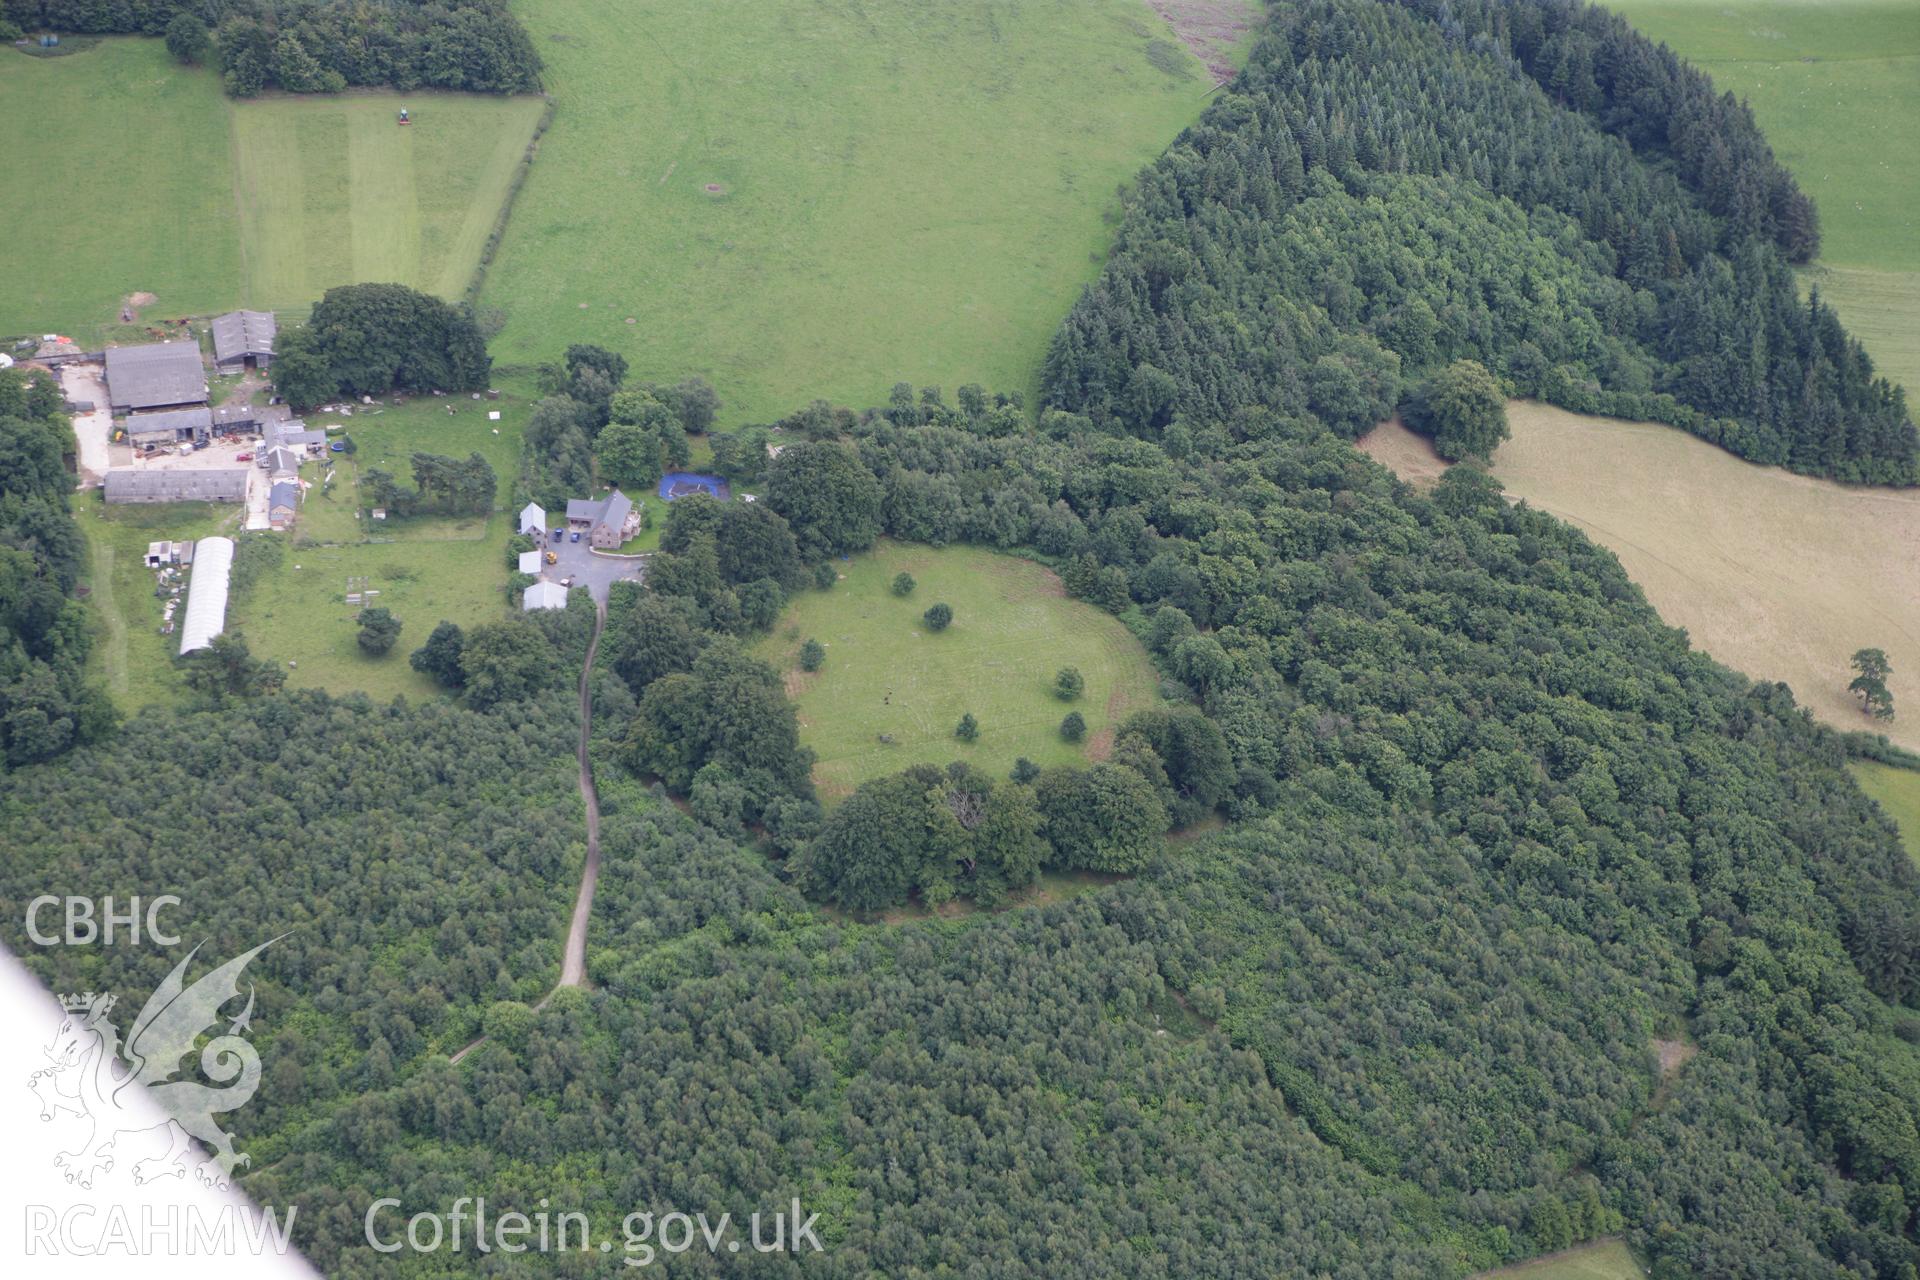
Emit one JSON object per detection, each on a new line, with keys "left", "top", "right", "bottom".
{"left": 450, "top": 601, "right": 605, "bottom": 1064}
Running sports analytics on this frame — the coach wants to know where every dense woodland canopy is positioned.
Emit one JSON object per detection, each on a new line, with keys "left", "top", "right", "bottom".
{"left": 0, "top": 368, "right": 111, "bottom": 771}
{"left": 1043, "top": 0, "right": 1916, "bottom": 483}
{"left": 1, "top": 0, "right": 541, "bottom": 96}
{"left": 7, "top": 1, "right": 1920, "bottom": 1276}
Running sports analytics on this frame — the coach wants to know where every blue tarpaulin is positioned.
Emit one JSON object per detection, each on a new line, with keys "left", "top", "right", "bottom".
{"left": 659, "top": 472, "right": 730, "bottom": 501}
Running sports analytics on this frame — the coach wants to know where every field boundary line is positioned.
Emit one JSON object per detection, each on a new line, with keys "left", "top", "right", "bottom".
{"left": 463, "top": 96, "right": 557, "bottom": 307}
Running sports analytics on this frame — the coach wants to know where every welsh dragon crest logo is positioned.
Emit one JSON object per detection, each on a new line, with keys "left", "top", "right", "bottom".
{"left": 26, "top": 939, "right": 279, "bottom": 1192}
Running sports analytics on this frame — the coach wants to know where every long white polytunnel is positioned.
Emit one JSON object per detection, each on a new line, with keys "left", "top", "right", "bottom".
{"left": 178, "top": 535, "right": 235, "bottom": 655}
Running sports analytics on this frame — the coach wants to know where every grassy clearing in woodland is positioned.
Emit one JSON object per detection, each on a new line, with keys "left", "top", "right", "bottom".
{"left": 1364, "top": 403, "right": 1920, "bottom": 752}
{"left": 1607, "top": 0, "right": 1920, "bottom": 392}
{"left": 755, "top": 541, "right": 1161, "bottom": 800}
{"left": 0, "top": 39, "right": 542, "bottom": 337}
{"left": 1851, "top": 760, "right": 1920, "bottom": 868}
{"left": 1472, "top": 1238, "right": 1645, "bottom": 1280}
{"left": 483, "top": 0, "right": 1241, "bottom": 424}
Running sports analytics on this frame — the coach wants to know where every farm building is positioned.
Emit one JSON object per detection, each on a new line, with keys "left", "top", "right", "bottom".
{"left": 519, "top": 502, "right": 547, "bottom": 536}
{"left": 211, "top": 311, "right": 276, "bottom": 373}
{"left": 143, "top": 540, "right": 195, "bottom": 568}
{"left": 522, "top": 580, "right": 570, "bottom": 611}
{"left": 104, "top": 468, "right": 248, "bottom": 504}
{"left": 104, "top": 342, "right": 208, "bottom": 413}
{"left": 263, "top": 446, "right": 302, "bottom": 476}
{"left": 211, "top": 404, "right": 258, "bottom": 435}
{"left": 266, "top": 421, "right": 328, "bottom": 454}
{"left": 518, "top": 549, "right": 544, "bottom": 575}
{"left": 268, "top": 481, "right": 300, "bottom": 529}
{"left": 178, "top": 536, "right": 234, "bottom": 655}
{"left": 566, "top": 489, "right": 639, "bottom": 549}
{"left": 124, "top": 406, "right": 213, "bottom": 447}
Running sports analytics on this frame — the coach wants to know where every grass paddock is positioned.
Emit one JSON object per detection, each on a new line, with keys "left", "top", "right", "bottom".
{"left": 483, "top": 0, "right": 1242, "bottom": 423}
{"left": 1850, "top": 760, "right": 1920, "bottom": 869}
{"left": 0, "top": 39, "right": 543, "bottom": 338}
{"left": 755, "top": 541, "right": 1162, "bottom": 800}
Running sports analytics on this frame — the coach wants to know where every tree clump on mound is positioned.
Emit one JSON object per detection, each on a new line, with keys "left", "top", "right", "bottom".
{"left": 273, "top": 283, "right": 491, "bottom": 410}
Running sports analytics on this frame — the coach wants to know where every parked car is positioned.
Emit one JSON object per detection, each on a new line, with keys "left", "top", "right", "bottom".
{"left": 570, "top": 531, "right": 580, "bottom": 543}
{"left": 235, "top": 453, "right": 252, "bottom": 462}
{"left": 551, "top": 528, "right": 562, "bottom": 542}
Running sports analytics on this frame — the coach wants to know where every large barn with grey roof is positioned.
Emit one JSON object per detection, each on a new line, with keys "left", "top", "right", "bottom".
{"left": 104, "top": 342, "right": 208, "bottom": 413}
{"left": 104, "top": 468, "right": 248, "bottom": 504}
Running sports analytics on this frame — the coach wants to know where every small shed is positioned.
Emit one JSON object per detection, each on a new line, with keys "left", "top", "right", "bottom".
{"left": 518, "top": 549, "right": 544, "bottom": 575}
{"left": 519, "top": 502, "right": 547, "bottom": 536}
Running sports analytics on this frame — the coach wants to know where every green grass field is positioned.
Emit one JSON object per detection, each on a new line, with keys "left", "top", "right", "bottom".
{"left": 231, "top": 527, "right": 512, "bottom": 702}
{"left": 230, "top": 92, "right": 547, "bottom": 311}
{"left": 1607, "top": 1, "right": 1920, "bottom": 392}
{"left": 229, "top": 375, "right": 543, "bottom": 699}
{"left": 0, "top": 39, "right": 544, "bottom": 338}
{"left": 755, "top": 541, "right": 1162, "bottom": 799}
{"left": 0, "top": 40, "right": 243, "bottom": 337}
{"left": 483, "top": 0, "right": 1243, "bottom": 424}
{"left": 1850, "top": 760, "right": 1920, "bottom": 868}
{"left": 78, "top": 500, "right": 242, "bottom": 711}
{"left": 1474, "top": 1239, "right": 1645, "bottom": 1280}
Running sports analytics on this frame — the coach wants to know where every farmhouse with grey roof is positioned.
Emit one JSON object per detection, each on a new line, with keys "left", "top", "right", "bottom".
{"left": 566, "top": 489, "right": 641, "bottom": 548}
{"left": 211, "top": 311, "right": 276, "bottom": 373}
{"left": 105, "top": 342, "right": 207, "bottom": 413}
{"left": 104, "top": 468, "right": 248, "bottom": 504}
